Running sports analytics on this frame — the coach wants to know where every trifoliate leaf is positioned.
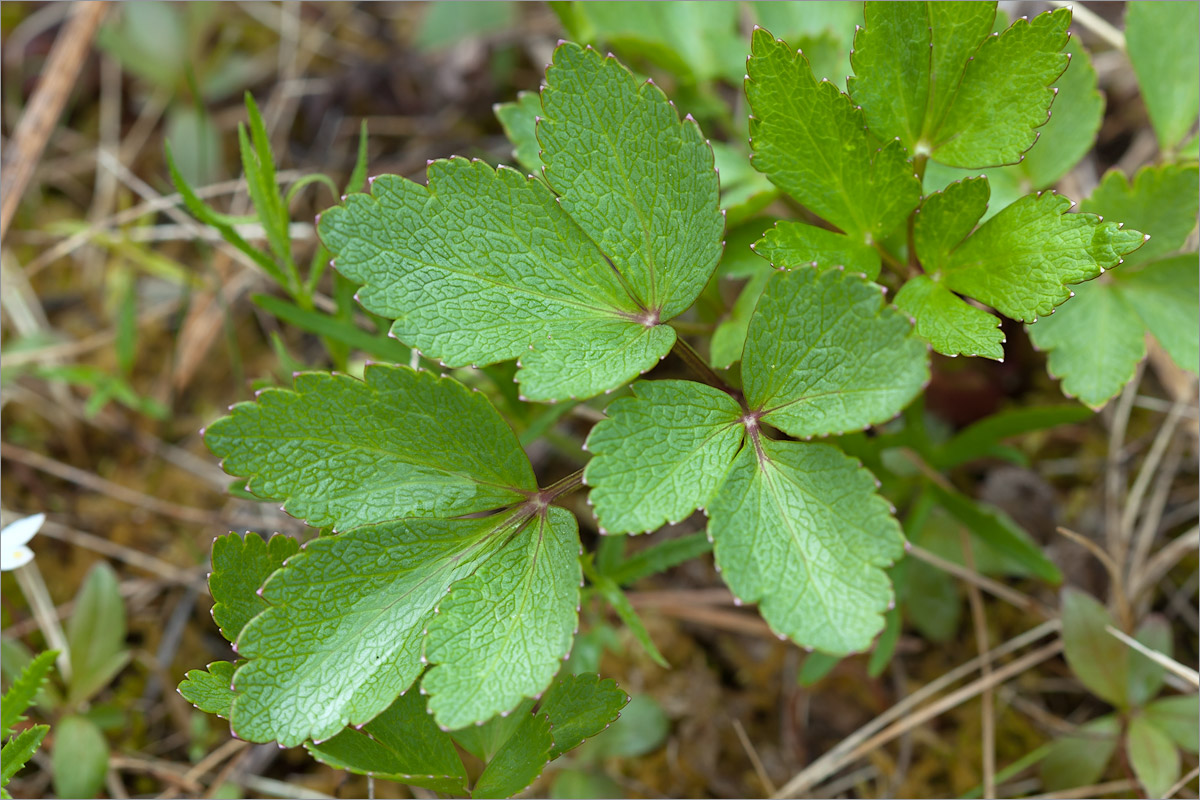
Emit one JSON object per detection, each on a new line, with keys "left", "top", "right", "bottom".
{"left": 583, "top": 380, "right": 743, "bottom": 535}
{"left": 893, "top": 276, "right": 1004, "bottom": 360}
{"left": 708, "top": 439, "right": 904, "bottom": 654}
{"left": 1082, "top": 165, "right": 1200, "bottom": 266}
{"left": 210, "top": 532, "right": 299, "bottom": 642}
{"left": 1144, "top": 695, "right": 1200, "bottom": 754}
{"left": 937, "top": 191, "right": 1146, "bottom": 322}
{"left": 848, "top": 2, "right": 996, "bottom": 152}
{"left": 743, "top": 268, "right": 929, "bottom": 437}
{"left": 539, "top": 44, "right": 724, "bottom": 320}
{"left": 178, "top": 661, "right": 236, "bottom": 720}
{"left": 471, "top": 712, "right": 553, "bottom": 800}
{"left": 746, "top": 28, "right": 921, "bottom": 241}
{"left": 1126, "top": 1, "right": 1200, "bottom": 152}
{"left": 710, "top": 267, "right": 771, "bottom": 369}
{"left": 423, "top": 507, "right": 580, "bottom": 730}
{"left": 1029, "top": 279, "right": 1147, "bottom": 408}
{"left": 319, "top": 45, "right": 722, "bottom": 401}
{"left": 1128, "top": 716, "right": 1181, "bottom": 800}
{"left": 304, "top": 690, "right": 468, "bottom": 794}
{"left": 229, "top": 512, "right": 517, "bottom": 746}
{"left": 206, "top": 366, "right": 534, "bottom": 529}
{"left": 933, "top": 9, "right": 1070, "bottom": 168}
{"left": 1117, "top": 254, "right": 1200, "bottom": 374}
{"left": 753, "top": 221, "right": 882, "bottom": 279}
{"left": 540, "top": 673, "right": 629, "bottom": 759}
{"left": 494, "top": 91, "right": 545, "bottom": 176}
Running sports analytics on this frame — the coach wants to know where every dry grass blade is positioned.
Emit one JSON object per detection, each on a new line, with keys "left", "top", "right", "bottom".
{"left": 772, "top": 620, "right": 1062, "bottom": 798}
{"left": 0, "top": 1, "right": 110, "bottom": 240}
{"left": 907, "top": 542, "right": 1053, "bottom": 618}
{"left": 1104, "top": 624, "right": 1200, "bottom": 686}
{"left": 960, "top": 531, "right": 995, "bottom": 799}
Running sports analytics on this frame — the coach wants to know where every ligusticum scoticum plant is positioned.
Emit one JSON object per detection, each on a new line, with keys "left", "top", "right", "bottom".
{"left": 180, "top": 4, "right": 1155, "bottom": 794}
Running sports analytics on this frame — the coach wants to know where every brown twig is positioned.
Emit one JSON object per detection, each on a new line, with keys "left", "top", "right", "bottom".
{"left": 960, "top": 530, "right": 995, "bottom": 799}
{"left": 0, "top": 1, "right": 110, "bottom": 240}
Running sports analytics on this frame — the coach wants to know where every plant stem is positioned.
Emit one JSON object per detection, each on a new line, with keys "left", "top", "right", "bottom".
{"left": 542, "top": 468, "right": 586, "bottom": 504}
{"left": 671, "top": 337, "right": 745, "bottom": 408}
{"left": 15, "top": 560, "right": 72, "bottom": 682}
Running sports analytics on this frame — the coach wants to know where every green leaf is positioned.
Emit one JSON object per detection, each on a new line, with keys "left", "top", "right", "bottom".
{"left": 848, "top": 2, "right": 996, "bottom": 153}
{"left": 933, "top": 404, "right": 1092, "bottom": 470}
{"left": 1126, "top": 1, "right": 1200, "bottom": 152}
{"left": 1017, "top": 37, "right": 1105, "bottom": 188}
{"left": 0, "top": 726, "right": 48, "bottom": 789}
{"left": 205, "top": 366, "right": 535, "bottom": 529}
{"left": 582, "top": 559, "right": 669, "bottom": 668}
{"left": 1144, "top": 695, "right": 1199, "bottom": 754}
{"left": 178, "top": 661, "right": 236, "bottom": 720}
{"left": 1039, "top": 714, "right": 1119, "bottom": 792}
{"left": 1061, "top": 588, "right": 1129, "bottom": 708}
{"left": 494, "top": 91, "right": 545, "bottom": 176}
{"left": 708, "top": 439, "right": 904, "bottom": 655}
{"left": 472, "top": 712, "right": 553, "bottom": 799}
{"left": 605, "top": 531, "right": 712, "bottom": 586}
{"left": 583, "top": 380, "right": 743, "bottom": 535}
{"left": 894, "top": 275, "right": 1004, "bottom": 360}
{"left": 1029, "top": 165, "right": 1198, "bottom": 406}
{"left": 539, "top": 672, "right": 629, "bottom": 759}
{"left": 210, "top": 533, "right": 299, "bottom": 643}
{"left": 251, "top": 293, "right": 413, "bottom": 364}
{"left": 449, "top": 700, "right": 534, "bottom": 763}
{"left": 1028, "top": 278, "right": 1147, "bottom": 408}
{"left": 423, "top": 508, "right": 581, "bottom": 730}
{"left": 229, "top": 511, "right": 518, "bottom": 746}
{"left": 560, "top": 2, "right": 744, "bottom": 84}
{"left": 0, "top": 640, "right": 60, "bottom": 713}
{"left": 66, "top": 562, "right": 130, "bottom": 706}
{"left": 797, "top": 651, "right": 841, "bottom": 686}
{"left": 1, "top": 650, "right": 56, "bottom": 740}
{"left": 550, "top": 769, "right": 624, "bottom": 799}
{"left": 926, "top": 481, "right": 1061, "bottom": 583}
{"left": 1082, "top": 165, "right": 1200, "bottom": 267}
{"left": 933, "top": 8, "right": 1069, "bottom": 168}
{"left": 747, "top": 28, "right": 921, "bottom": 241}
{"left": 319, "top": 44, "right": 721, "bottom": 401}
{"left": 416, "top": 1, "right": 516, "bottom": 51}
{"left": 710, "top": 268, "right": 771, "bottom": 369}
{"left": 1127, "top": 715, "right": 1181, "bottom": 800}
{"left": 913, "top": 177, "right": 989, "bottom": 274}
{"left": 1127, "top": 615, "right": 1171, "bottom": 707}
{"left": 752, "top": 221, "right": 882, "bottom": 279}
{"left": 867, "top": 609, "right": 901, "bottom": 677}
{"left": 50, "top": 714, "right": 109, "bottom": 800}
{"left": 574, "top": 694, "right": 668, "bottom": 759}
{"left": 937, "top": 191, "right": 1146, "bottom": 323}
{"left": 304, "top": 690, "right": 468, "bottom": 794}
{"left": 540, "top": 44, "right": 724, "bottom": 319}
{"left": 743, "top": 268, "right": 929, "bottom": 438}
{"left": 1116, "top": 255, "right": 1200, "bottom": 376}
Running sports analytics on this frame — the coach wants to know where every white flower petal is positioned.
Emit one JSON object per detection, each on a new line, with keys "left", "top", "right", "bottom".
{"left": 1, "top": 544, "right": 34, "bottom": 571}
{"left": 1, "top": 513, "right": 46, "bottom": 549}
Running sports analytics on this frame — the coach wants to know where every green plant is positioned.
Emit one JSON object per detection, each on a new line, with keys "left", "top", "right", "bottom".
{"left": 1, "top": 650, "right": 56, "bottom": 799}
{"left": 2, "top": 562, "right": 130, "bottom": 798}
{"left": 174, "top": 4, "right": 1193, "bottom": 795}
{"left": 1044, "top": 589, "right": 1198, "bottom": 798}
